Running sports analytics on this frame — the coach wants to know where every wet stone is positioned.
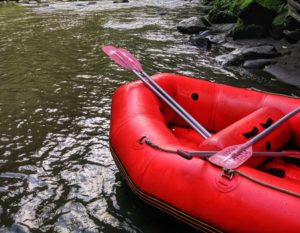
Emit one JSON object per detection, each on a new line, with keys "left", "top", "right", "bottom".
{"left": 189, "top": 34, "right": 212, "bottom": 49}
{"left": 177, "top": 16, "right": 207, "bottom": 34}
{"left": 243, "top": 59, "right": 277, "bottom": 69}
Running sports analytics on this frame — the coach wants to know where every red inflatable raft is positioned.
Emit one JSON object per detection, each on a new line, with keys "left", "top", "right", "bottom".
{"left": 110, "top": 73, "right": 300, "bottom": 232}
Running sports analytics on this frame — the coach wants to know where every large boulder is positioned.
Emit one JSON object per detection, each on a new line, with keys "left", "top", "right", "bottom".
{"left": 231, "top": 0, "right": 285, "bottom": 39}
{"left": 209, "top": 0, "right": 285, "bottom": 24}
{"left": 265, "top": 42, "right": 300, "bottom": 86}
{"left": 231, "top": 20, "right": 268, "bottom": 39}
{"left": 238, "top": 0, "right": 285, "bottom": 25}
{"left": 209, "top": 0, "right": 287, "bottom": 39}
{"left": 271, "top": 1, "right": 300, "bottom": 41}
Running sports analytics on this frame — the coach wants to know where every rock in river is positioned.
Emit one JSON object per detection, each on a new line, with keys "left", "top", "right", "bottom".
{"left": 243, "top": 59, "right": 277, "bottom": 69}
{"left": 113, "top": 0, "right": 129, "bottom": 3}
{"left": 177, "top": 17, "right": 207, "bottom": 34}
{"left": 189, "top": 34, "right": 212, "bottom": 49}
{"left": 216, "top": 44, "right": 281, "bottom": 66}
{"left": 265, "top": 42, "right": 300, "bottom": 86}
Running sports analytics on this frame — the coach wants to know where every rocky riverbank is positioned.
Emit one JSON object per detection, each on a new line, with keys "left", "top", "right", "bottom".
{"left": 2, "top": 0, "right": 298, "bottom": 86}
{"left": 177, "top": 0, "right": 300, "bottom": 87}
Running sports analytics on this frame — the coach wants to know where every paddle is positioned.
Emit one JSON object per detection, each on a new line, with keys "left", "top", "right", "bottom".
{"left": 177, "top": 149, "right": 300, "bottom": 160}
{"left": 103, "top": 45, "right": 300, "bottom": 166}
{"left": 208, "top": 107, "right": 300, "bottom": 169}
{"left": 102, "top": 45, "right": 211, "bottom": 139}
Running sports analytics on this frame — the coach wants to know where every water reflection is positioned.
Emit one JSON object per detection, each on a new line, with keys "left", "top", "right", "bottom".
{"left": 0, "top": 0, "right": 299, "bottom": 232}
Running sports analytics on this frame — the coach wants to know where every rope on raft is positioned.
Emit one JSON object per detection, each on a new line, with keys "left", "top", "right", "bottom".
{"left": 139, "top": 135, "right": 178, "bottom": 153}
{"left": 140, "top": 136, "right": 300, "bottom": 199}
{"left": 232, "top": 169, "right": 300, "bottom": 198}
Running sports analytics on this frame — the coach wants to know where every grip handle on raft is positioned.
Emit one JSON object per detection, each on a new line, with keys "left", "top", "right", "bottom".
{"left": 177, "top": 149, "right": 193, "bottom": 160}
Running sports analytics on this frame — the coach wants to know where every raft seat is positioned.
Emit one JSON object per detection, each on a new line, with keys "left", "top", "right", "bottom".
{"left": 197, "top": 106, "right": 292, "bottom": 167}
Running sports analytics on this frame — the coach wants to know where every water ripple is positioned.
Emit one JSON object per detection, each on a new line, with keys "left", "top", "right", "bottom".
{"left": 1, "top": 1, "right": 299, "bottom": 232}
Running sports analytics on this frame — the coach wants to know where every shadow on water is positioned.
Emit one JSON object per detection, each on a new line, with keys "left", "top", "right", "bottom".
{"left": 0, "top": 0, "right": 299, "bottom": 232}
{"left": 113, "top": 174, "right": 200, "bottom": 233}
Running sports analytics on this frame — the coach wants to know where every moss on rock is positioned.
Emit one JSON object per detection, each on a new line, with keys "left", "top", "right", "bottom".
{"left": 230, "top": 19, "right": 268, "bottom": 39}
{"left": 271, "top": 3, "right": 300, "bottom": 39}
{"left": 271, "top": 9, "right": 288, "bottom": 38}
{"left": 237, "top": 0, "right": 285, "bottom": 25}
{"left": 257, "top": 0, "right": 286, "bottom": 12}
{"left": 208, "top": 10, "right": 237, "bottom": 23}
{"left": 208, "top": 0, "right": 293, "bottom": 40}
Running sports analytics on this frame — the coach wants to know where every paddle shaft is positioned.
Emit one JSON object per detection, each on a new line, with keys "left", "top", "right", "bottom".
{"left": 132, "top": 70, "right": 211, "bottom": 139}
{"left": 139, "top": 70, "right": 211, "bottom": 139}
{"left": 177, "top": 149, "right": 300, "bottom": 160}
{"left": 104, "top": 46, "right": 211, "bottom": 139}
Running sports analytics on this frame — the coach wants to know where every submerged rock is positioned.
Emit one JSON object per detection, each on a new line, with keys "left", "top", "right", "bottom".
{"left": 206, "top": 33, "right": 226, "bottom": 44}
{"left": 189, "top": 34, "right": 212, "bottom": 49}
{"left": 216, "top": 53, "right": 242, "bottom": 66}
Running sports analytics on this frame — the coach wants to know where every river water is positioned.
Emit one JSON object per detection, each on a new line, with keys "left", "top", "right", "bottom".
{"left": 0, "top": 1, "right": 299, "bottom": 232}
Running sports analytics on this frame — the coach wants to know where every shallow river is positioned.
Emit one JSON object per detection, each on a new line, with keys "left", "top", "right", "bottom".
{"left": 0, "top": 0, "right": 299, "bottom": 232}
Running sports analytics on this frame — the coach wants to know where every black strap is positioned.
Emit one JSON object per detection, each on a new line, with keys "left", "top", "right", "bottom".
{"left": 243, "top": 127, "right": 259, "bottom": 138}
{"left": 263, "top": 168, "right": 285, "bottom": 178}
{"left": 260, "top": 118, "right": 274, "bottom": 129}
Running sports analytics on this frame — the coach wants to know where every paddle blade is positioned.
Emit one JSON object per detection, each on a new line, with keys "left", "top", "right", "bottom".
{"left": 118, "top": 48, "right": 143, "bottom": 72}
{"left": 208, "top": 145, "right": 253, "bottom": 169}
{"left": 102, "top": 45, "right": 143, "bottom": 72}
{"left": 102, "top": 45, "right": 129, "bottom": 70}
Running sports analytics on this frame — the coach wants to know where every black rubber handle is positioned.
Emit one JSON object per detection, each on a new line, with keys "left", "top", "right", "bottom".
{"left": 177, "top": 149, "right": 193, "bottom": 160}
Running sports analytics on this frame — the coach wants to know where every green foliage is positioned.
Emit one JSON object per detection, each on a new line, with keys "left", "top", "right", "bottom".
{"left": 238, "top": 0, "right": 253, "bottom": 11}
{"left": 256, "top": 0, "right": 286, "bottom": 13}
{"left": 210, "top": 0, "right": 286, "bottom": 15}
{"left": 272, "top": 10, "right": 288, "bottom": 28}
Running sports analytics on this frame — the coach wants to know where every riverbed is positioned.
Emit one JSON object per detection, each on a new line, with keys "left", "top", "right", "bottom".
{"left": 0, "top": 1, "right": 299, "bottom": 232}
